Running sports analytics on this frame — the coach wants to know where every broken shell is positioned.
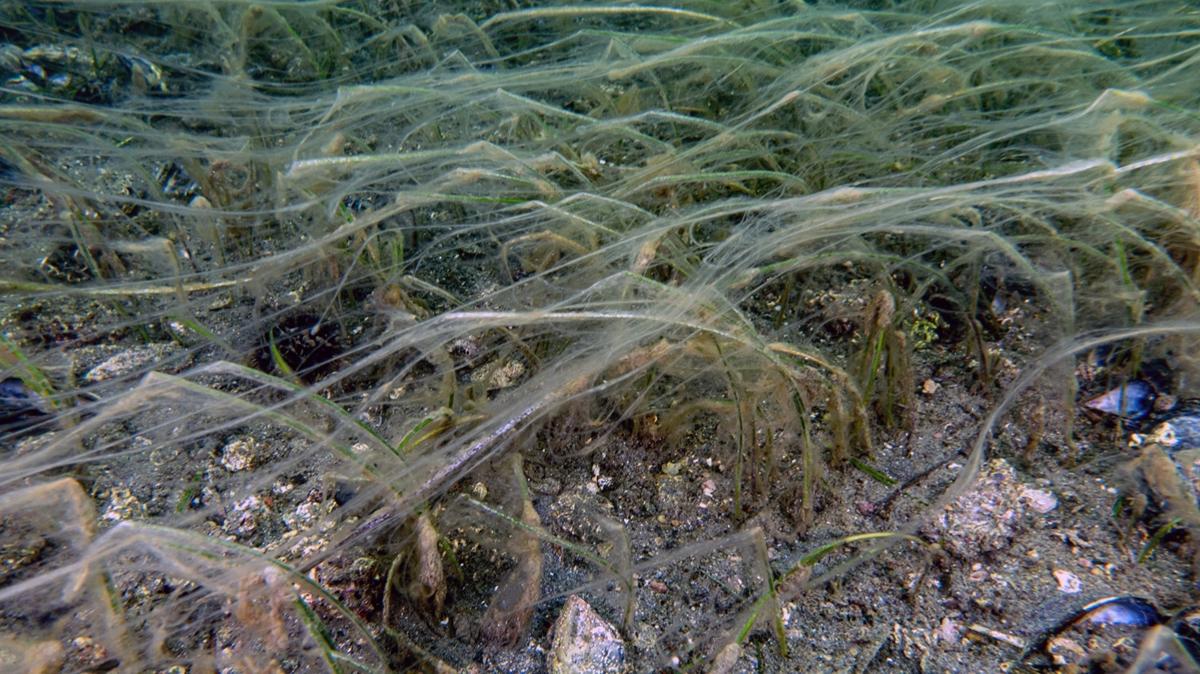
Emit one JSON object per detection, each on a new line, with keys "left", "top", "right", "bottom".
{"left": 1130, "top": 408, "right": 1200, "bottom": 453}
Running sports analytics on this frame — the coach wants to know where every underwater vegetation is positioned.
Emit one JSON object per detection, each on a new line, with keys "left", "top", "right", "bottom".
{"left": 1, "top": 0, "right": 1200, "bottom": 671}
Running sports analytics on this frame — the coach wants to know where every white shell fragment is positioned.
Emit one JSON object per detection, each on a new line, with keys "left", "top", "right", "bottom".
{"left": 220, "top": 437, "right": 259, "bottom": 472}
{"left": 84, "top": 344, "right": 179, "bottom": 382}
{"left": 1020, "top": 487, "right": 1058, "bottom": 514}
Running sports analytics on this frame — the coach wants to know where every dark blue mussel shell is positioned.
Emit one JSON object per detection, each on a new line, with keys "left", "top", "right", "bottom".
{"left": 1084, "top": 380, "right": 1155, "bottom": 419}
{"left": 1079, "top": 596, "right": 1163, "bottom": 628}
{"left": 0, "top": 377, "right": 51, "bottom": 438}
{"left": 1023, "top": 595, "right": 1165, "bottom": 664}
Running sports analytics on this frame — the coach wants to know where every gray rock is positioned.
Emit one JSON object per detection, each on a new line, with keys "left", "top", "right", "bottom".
{"left": 548, "top": 595, "right": 625, "bottom": 674}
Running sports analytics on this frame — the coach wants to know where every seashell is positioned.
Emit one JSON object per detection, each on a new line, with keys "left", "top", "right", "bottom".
{"left": 1130, "top": 401, "right": 1200, "bottom": 452}
{"left": 0, "top": 377, "right": 51, "bottom": 437}
{"left": 1079, "top": 596, "right": 1162, "bottom": 628}
{"left": 1023, "top": 595, "right": 1164, "bottom": 663}
{"left": 1084, "top": 380, "right": 1154, "bottom": 419}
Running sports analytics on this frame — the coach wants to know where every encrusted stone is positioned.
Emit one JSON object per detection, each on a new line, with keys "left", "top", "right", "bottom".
{"left": 927, "top": 458, "right": 1025, "bottom": 558}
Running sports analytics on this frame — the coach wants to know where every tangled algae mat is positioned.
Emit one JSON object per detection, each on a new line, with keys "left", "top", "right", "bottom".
{"left": 2, "top": 1, "right": 1200, "bottom": 671}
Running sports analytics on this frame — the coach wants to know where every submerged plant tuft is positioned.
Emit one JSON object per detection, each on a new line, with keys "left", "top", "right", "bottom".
{"left": 2, "top": 0, "right": 1200, "bottom": 670}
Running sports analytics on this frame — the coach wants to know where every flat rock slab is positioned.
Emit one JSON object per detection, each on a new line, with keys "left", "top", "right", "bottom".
{"left": 548, "top": 595, "right": 625, "bottom": 674}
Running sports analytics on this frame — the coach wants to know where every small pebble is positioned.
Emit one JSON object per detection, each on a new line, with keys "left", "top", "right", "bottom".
{"left": 1053, "top": 568, "right": 1082, "bottom": 594}
{"left": 1047, "top": 636, "right": 1086, "bottom": 666}
{"left": 934, "top": 617, "right": 962, "bottom": 643}
{"left": 707, "top": 642, "right": 743, "bottom": 674}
